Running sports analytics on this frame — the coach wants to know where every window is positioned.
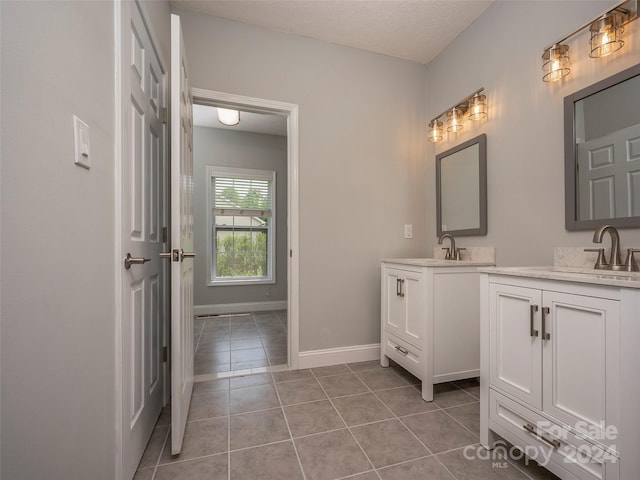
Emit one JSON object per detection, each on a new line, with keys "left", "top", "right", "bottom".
{"left": 208, "top": 166, "right": 275, "bottom": 285}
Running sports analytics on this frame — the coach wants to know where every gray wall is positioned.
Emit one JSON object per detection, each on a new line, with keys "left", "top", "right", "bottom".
{"left": 0, "top": 1, "right": 170, "bottom": 478}
{"left": 426, "top": 0, "right": 640, "bottom": 267}
{"left": 175, "top": 9, "right": 428, "bottom": 351}
{"left": 193, "top": 126, "right": 288, "bottom": 306}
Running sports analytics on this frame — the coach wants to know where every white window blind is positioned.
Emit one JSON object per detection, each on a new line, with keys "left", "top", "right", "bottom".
{"left": 211, "top": 176, "right": 272, "bottom": 218}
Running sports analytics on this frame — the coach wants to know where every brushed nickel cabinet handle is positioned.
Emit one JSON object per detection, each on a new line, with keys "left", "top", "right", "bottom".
{"left": 395, "top": 345, "right": 409, "bottom": 355}
{"left": 523, "top": 423, "right": 560, "bottom": 448}
{"left": 541, "top": 306, "right": 551, "bottom": 340}
{"left": 530, "top": 305, "right": 539, "bottom": 337}
{"left": 399, "top": 279, "right": 405, "bottom": 298}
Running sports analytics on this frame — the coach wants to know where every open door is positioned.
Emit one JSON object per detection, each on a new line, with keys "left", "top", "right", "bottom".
{"left": 167, "top": 13, "right": 195, "bottom": 455}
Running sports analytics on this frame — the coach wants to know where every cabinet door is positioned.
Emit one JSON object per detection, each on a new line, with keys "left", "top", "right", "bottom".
{"left": 402, "top": 270, "right": 423, "bottom": 346}
{"left": 542, "top": 291, "right": 620, "bottom": 449}
{"left": 383, "top": 268, "right": 405, "bottom": 338}
{"left": 490, "top": 283, "right": 542, "bottom": 409}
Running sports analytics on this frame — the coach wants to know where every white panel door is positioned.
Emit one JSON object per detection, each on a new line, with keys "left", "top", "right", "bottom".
{"left": 120, "top": 1, "right": 167, "bottom": 478}
{"left": 577, "top": 123, "right": 640, "bottom": 220}
{"left": 489, "top": 283, "right": 542, "bottom": 409}
{"left": 170, "top": 13, "right": 195, "bottom": 455}
{"left": 542, "top": 291, "right": 620, "bottom": 449}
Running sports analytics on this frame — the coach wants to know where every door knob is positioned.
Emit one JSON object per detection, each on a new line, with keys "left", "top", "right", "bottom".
{"left": 160, "top": 250, "right": 180, "bottom": 262}
{"left": 180, "top": 250, "right": 195, "bottom": 261}
{"left": 124, "top": 253, "right": 150, "bottom": 269}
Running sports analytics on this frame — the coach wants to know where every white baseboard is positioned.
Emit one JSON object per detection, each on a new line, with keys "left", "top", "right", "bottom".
{"left": 194, "top": 300, "right": 287, "bottom": 317}
{"left": 298, "top": 343, "right": 381, "bottom": 369}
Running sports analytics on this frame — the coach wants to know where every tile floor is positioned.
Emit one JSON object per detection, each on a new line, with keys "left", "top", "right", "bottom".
{"left": 194, "top": 310, "right": 288, "bottom": 376}
{"left": 135, "top": 361, "right": 560, "bottom": 480}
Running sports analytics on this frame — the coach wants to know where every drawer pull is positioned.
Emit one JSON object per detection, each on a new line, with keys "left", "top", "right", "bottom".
{"left": 394, "top": 345, "right": 409, "bottom": 355}
{"left": 523, "top": 423, "right": 561, "bottom": 448}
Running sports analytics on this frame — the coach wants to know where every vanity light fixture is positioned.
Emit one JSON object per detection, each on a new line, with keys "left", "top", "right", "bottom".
{"left": 541, "top": 0, "right": 637, "bottom": 83}
{"left": 427, "top": 88, "right": 486, "bottom": 143}
{"left": 217, "top": 108, "right": 240, "bottom": 126}
{"left": 590, "top": 12, "right": 626, "bottom": 58}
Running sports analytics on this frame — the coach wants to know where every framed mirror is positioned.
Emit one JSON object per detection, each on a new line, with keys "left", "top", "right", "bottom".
{"left": 564, "top": 63, "right": 640, "bottom": 230}
{"left": 436, "top": 134, "right": 487, "bottom": 236}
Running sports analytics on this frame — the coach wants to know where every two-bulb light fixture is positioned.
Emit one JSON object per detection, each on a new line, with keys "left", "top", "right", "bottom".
{"left": 542, "top": 0, "right": 638, "bottom": 83}
{"left": 217, "top": 108, "right": 240, "bottom": 126}
{"left": 428, "top": 88, "right": 487, "bottom": 143}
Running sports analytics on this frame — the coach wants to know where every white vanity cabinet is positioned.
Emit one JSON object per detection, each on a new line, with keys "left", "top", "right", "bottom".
{"left": 481, "top": 271, "right": 640, "bottom": 480}
{"left": 381, "top": 260, "right": 489, "bottom": 402}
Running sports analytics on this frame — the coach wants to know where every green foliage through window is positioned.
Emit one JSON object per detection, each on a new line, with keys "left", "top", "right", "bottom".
{"left": 216, "top": 229, "right": 267, "bottom": 278}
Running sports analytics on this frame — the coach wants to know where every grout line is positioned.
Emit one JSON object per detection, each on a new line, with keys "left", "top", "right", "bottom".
{"left": 272, "top": 373, "right": 308, "bottom": 480}
{"left": 309, "top": 369, "right": 380, "bottom": 477}
{"left": 149, "top": 423, "right": 171, "bottom": 478}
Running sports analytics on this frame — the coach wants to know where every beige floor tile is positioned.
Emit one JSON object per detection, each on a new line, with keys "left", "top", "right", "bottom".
{"left": 437, "top": 447, "right": 530, "bottom": 480}
{"left": 402, "top": 410, "right": 477, "bottom": 454}
{"left": 272, "top": 369, "right": 313, "bottom": 383}
{"left": 351, "top": 419, "right": 429, "bottom": 468}
{"left": 229, "top": 383, "right": 280, "bottom": 414}
{"left": 230, "top": 441, "right": 303, "bottom": 480}
{"left": 276, "top": 378, "right": 327, "bottom": 405}
{"left": 230, "top": 337, "right": 263, "bottom": 350}
{"left": 230, "top": 408, "right": 290, "bottom": 450}
{"left": 158, "top": 417, "right": 228, "bottom": 464}
{"left": 375, "top": 386, "right": 438, "bottom": 417}
{"left": 444, "top": 402, "right": 480, "bottom": 437}
{"left": 229, "top": 373, "right": 273, "bottom": 390}
{"left": 283, "top": 400, "right": 345, "bottom": 437}
{"left": 310, "top": 364, "right": 350, "bottom": 377}
{"left": 192, "top": 378, "right": 229, "bottom": 395}
{"left": 377, "top": 456, "right": 453, "bottom": 480}
{"left": 187, "top": 390, "right": 228, "bottom": 422}
{"left": 137, "top": 425, "right": 169, "bottom": 469}
{"left": 433, "top": 382, "right": 478, "bottom": 408}
{"left": 332, "top": 393, "right": 394, "bottom": 426}
{"left": 154, "top": 453, "right": 227, "bottom": 480}
{"left": 133, "top": 468, "right": 154, "bottom": 480}
{"left": 295, "top": 429, "right": 371, "bottom": 480}
{"left": 356, "top": 369, "right": 408, "bottom": 391}
{"left": 347, "top": 360, "right": 383, "bottom": 372}
{"left": 347, "top": 472, "right": 379, "bottom": 480}
{"left": 316, "top": 373, "right": 368, "bottom": 397}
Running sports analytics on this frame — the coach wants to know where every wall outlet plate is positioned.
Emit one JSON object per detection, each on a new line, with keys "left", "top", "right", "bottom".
{"left": 73, "top": 115, "right": 90, "bottom": 169}
{"left": 404, "top": 224, "right": 413, "bottom": 239}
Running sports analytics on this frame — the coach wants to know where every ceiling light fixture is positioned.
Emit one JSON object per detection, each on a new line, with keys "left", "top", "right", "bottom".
{"left": 217, "top": 108, "right": 240, "bottom": 126}
{"left": 541, "top": 0, "right": 637, "bottom": 83}
{"left": 427, "top": 88, "right": 487, "bottom": 143}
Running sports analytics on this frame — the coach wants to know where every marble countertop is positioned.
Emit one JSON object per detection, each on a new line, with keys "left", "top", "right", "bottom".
{"left": 480, "top": 266, "right": 640, "bottom": 289}
{"left": 383, "top": 258, "right": 495, "bottom": 267}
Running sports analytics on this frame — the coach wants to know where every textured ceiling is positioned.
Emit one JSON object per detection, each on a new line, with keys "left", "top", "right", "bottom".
{"left": 171, "top": 0, "right": 493, "bottom": 64}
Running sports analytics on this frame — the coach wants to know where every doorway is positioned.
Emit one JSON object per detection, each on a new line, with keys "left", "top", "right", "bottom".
{"left": 190, "top": 88, "right": 299, "bottom": 378}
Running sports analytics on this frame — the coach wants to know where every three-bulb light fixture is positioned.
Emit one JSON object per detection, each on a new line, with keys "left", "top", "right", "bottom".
{"left": 542, "top": 0, "right": 638, "bottom": 83}
{"left": 428, "top": 88, "right": 487, "bottom": 143}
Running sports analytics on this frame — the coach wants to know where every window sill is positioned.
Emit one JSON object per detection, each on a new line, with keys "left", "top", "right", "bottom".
{"left": 208, "top": 277, "right": 275, "bottom": 287}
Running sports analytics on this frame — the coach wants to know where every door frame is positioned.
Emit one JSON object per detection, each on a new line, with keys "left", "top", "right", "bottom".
{"left": 192, "top": 87, "right": 300, "bottom": 369}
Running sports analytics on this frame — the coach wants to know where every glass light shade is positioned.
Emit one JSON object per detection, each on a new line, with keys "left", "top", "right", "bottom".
{"left": 589, "top": 13, "right": 625, "bottom": 58}
{"left": 217, "top": 108, "right": 240, "bottom": 126}
{"left": 542, "top": 44, "right": 570, "bottom": 82}
{"left": 446, "top": 108, "right": 464, "bottom": 133}
{"left": 428, "top": 119, "right": 443, "bottom": 142}
{"left": 468, "top": 94, "right": 487, "bottom": 120}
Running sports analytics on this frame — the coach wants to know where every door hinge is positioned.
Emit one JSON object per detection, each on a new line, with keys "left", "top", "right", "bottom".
{"left": 290, "top": 249, "right": 293, "bottom": 258}
{"left": 160, "top": 107, "right": 168, "bottom": 124}
{"left": 162, "top": 346, "right": 168, "bottom": 362}
{"left": 162, "top": 226, "right": 168, "bottom": 243}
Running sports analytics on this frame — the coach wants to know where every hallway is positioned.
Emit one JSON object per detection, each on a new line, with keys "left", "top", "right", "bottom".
{"left": 134, "top": 361, "right": 557, "bottom": 479}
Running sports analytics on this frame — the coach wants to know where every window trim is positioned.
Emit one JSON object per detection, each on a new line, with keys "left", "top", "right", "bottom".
{"left": 206, "top": 165, "right": 276, "bottom": 287}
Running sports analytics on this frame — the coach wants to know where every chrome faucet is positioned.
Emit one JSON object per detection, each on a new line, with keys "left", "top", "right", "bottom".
{"left": 592, "top": 225, "right": 624, "bottom": 271}
{"left": 438, "top": 233, "right": 465, "bottom": 260}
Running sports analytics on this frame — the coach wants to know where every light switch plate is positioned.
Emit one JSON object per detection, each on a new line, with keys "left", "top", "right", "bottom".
{"left": 73, "top": 115, "right": 90, "bottom": 169}
{"left": 404, "top": 224, "right": 413, "bottom": 239}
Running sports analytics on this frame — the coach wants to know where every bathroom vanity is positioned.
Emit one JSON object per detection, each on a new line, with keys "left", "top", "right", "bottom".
{"left": 480, "top": 267, "right": 640, "bottom": 480}
{"left": 380, "top": 254, "right": 494, "bottom": 401}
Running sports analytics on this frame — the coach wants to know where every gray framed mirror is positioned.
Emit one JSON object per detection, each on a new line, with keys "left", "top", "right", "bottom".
{"left": 436, "top": 134, "right": 487, "bottom": 236}
{"left": 564, "top": 63, "right": 640, "bottom": 230}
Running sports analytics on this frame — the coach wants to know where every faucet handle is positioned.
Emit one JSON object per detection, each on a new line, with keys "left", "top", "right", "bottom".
{"left": 584, "top": 248, "right": 608, "bottom": 270}
{"left": 441, "top": 247, "right": 452, "bottom": 260}
{"left": 454, "top": 247, "right": 467, "bottom": 261}
{"left": 623, "top": 248, "right": 640, "bottom": 272}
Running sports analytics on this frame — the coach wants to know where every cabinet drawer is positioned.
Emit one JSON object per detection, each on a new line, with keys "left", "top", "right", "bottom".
{"left": 383, "top": 332, "right": 422, "bottom": 380}
{"left": 489, "top": 389, "right": 619, "bottom": 480}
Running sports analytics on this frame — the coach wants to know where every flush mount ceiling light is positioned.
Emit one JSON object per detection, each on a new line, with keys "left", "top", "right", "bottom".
{"left": 541, "top": 0, "right": 637, "bottom": 83}
{"left": 217, "top": 108, "right": 240, "bottom": 126}
{"left": 427, "top": 88, "right": 487, "bottom": 143}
